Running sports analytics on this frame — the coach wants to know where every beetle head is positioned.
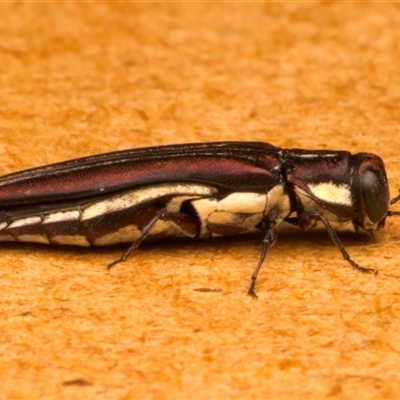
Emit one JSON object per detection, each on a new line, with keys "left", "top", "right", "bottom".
{"left": 352, "top": 153, "right": 390, "bottom": 231}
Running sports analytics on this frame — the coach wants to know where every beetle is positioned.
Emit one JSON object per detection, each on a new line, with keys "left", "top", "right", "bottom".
{"left": 0, "top": 141, "right": 398, "bottom": 297}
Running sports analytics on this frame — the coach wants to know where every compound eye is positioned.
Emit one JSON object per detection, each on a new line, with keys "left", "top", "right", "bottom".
{"left": 361, "top": 169, "right": 389, "bottom": 224}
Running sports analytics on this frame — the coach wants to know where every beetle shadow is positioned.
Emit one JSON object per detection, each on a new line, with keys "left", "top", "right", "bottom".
{"left": 275, "top": 225, "right": 375, "bottom": 248}
{"left": 0, "top": 226, "right": 377, "bottom": 266}
{"left": 111, "top": 226, "right": 376, "bottom": 262}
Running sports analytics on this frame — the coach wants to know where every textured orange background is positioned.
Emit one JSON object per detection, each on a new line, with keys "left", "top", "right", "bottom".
{"left": 1, "top": 3, "right": 400, "bottom": 399}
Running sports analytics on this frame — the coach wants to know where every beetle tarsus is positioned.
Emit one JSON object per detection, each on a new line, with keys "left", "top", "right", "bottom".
{"left": 347, "top": 259, "right": 378, "bottom": 275}
{"left": 107, "top": 257, "right": 126, "bottom": 270}
{"left": 247, "top": 278, "right": 258, "bottom": 298}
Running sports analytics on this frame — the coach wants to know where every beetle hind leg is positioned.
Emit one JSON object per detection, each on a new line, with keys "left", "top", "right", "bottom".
{"left": 247, "top": 221, "right": 277, "bottom": 298}
{"left": 107, "top": 209, "right": 199, "bottom": 269}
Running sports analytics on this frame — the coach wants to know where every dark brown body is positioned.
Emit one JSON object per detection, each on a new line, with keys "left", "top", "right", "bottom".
{"left": 0, "top": 142, "right": 281, "bottom": 207}
{"left": 0, "top": 141, "right": 391, "bottom": 296}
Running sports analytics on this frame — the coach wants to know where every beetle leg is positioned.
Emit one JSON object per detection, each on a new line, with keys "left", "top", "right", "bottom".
{"left": 283, "top": 217, "right": 299, "bottom": 227}
{"left": 107, "top": 209, "right": 197, "bottom": 269}
{"left": 247, "top": 221, "right": 277, "bottom": 298}
{"left": 313, "top": 211, "right": 378, "bottom": 275}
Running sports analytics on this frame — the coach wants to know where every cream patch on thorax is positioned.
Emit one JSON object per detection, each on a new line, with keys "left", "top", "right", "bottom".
{"left": 308, "top": 182, "right": 352, "bottom": 206}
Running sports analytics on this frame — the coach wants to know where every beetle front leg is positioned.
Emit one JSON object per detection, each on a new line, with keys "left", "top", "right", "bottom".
{"left": 247, "top": 220, "right": 277, "bottom": 298}
{"left": 313, "top": 211, "right": 378, "bottom": 275}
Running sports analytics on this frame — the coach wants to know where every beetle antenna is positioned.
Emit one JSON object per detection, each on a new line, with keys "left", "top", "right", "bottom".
{"left": 387, "top": 190, "right": 400, "bottom": 216}
{"left": 390, "top": 190, "right": 400, "bottom": 206}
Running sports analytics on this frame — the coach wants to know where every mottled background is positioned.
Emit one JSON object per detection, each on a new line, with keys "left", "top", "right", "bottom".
{"left": 1, "top": 3, "right": 400, "bottom": 399}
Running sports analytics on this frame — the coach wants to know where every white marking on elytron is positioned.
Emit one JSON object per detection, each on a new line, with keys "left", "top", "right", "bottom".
{"left": 207, "top": 211, "right": 263, "bottom": 235}
{"left": 191, "top": 193, "right": 267, "bottom": 238}
{"left": 151, "top": 219, "right": 196, "bottom": 238}
{"left": 94, "top": 218, "right": 197, "bottom": 246}
{"left": 0, "top": 221, "right": 8, "bottom": 230}
{"left": 17, "top": 234, "right": 50, "bottom": 244}
{"left": 42, "top": 210, "right": 80, "bottom": 224}
{"left": 166, "top": 196, "right": 200, "bottom": 213}
{"left": 81, "top": 183, "right": 215, "bottom": 221}
{"left": 144, "top": 219, "right": 196, "bottom": 240}
{"left": 51, "top": 235, "right": 91, "bottom": 247}
{"left": 8, "top": 216, "right": 43, "bottom": 229}
{"left": 94, "top": 195, "right": 201, "bottom": 245}
{"left": 308, "top": 181, "right": 352, "bottom": 206}
{"left": 94, "top": 225, "right": 141, "bottom": 246}
{"left": 216, "top": 192, "right": 266, "bottom": 214}
{"left": 296, "top": 153, "right": 339, "bottom": 159}
{"left": 190, "top": 197, "right": 218, "bottom": 238}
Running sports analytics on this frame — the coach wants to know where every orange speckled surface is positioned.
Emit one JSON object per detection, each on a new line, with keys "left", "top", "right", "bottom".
{"left": 1, "top": 3, "right": 400, "bottom": 399}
